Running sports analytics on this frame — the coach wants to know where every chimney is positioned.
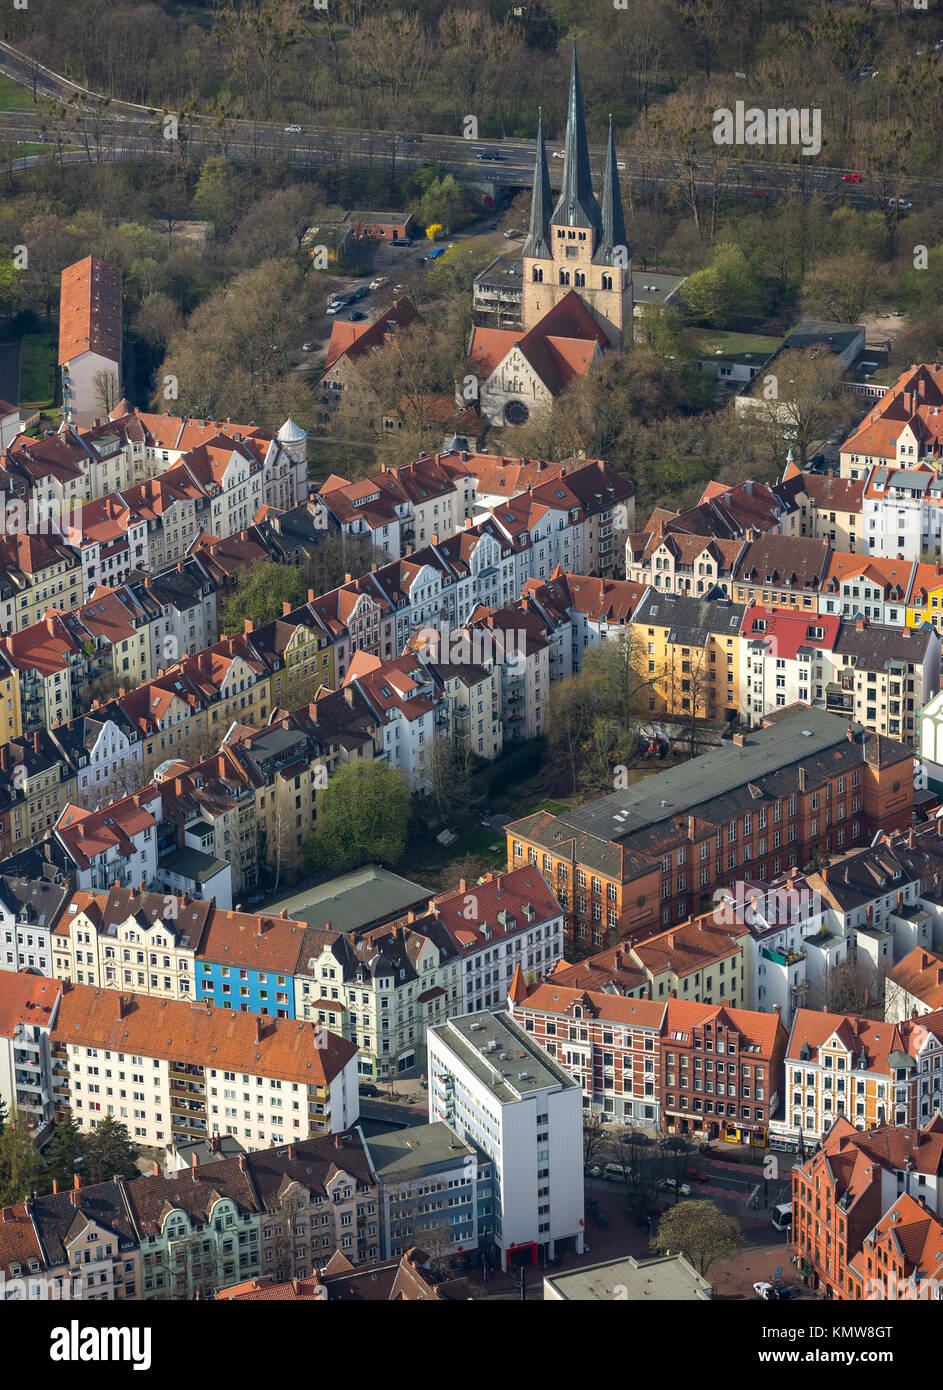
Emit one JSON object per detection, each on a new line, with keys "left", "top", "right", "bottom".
{"left": 847, "top": 727, "right": 856, "bottom": 743}
{"left": 459, "top": 878, "right": 467, "bottom": 893}
{"left": 117, "top": 996, "right": 128, "bottom": 1019}
{"left": 798, "top": 767, "right": 807, "bottom": 792}
{"left": 255, "top": 1016, "right": 264, "bottom": 1042}
{"left": 282, "top": 599, "right": 292, "bottom": 615}
{"left": 334, "top": 1134, "right": 344, "bottom": 1149}
{"left": 52, "top": 1179, "right": 58, "bottom": 1194}
{"left": 73, "top": 1173, "right": 80, "bottom": 1191}
{"left": 688, "top": 814, "right": 696, "bottom": 840}
{"left": 153, "top": 1161, "right": 160, "bottom": 1176}
{"left": 46, "top": 615, "right": 56, "bottom": 637}
{"left": 308, "top": 590, "right": 315, "bottom": 603}
{"left": 244, "top": 618, "right": 253, "bottom": 635}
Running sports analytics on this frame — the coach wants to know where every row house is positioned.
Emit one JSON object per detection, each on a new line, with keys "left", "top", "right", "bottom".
{"left": 626, "top": 528, "right": 745, "bottom": 599}
{"left": 48, "top": 979, "right": 359, "bottom": 1150}
{"left": 75, "top": 494, "right": 149, "bottom": 600}
{"left": 0, "top": 730, "right": 79, "bottom": 857}
{"left": 820, "top": 552, "right": 914, "bottom": 626}
{"left": 29, "top": 1179, "right": 141, "bottom": 1302}
{"left": 247, "top": 603, "right": 334, "bottom": 708}
{"left": 0, "top": 532, "right": 83, "bottom": 633}
{"left": 5, "top": 430, "right": 88, "bottom": 529}
{"left": 741, "top": 606, "right": 842, "bottom": 725}
{"left": 634, "top": 591, "right": 747, "bottom": 724}
{"left": 196, "top": 907, "right": 308, "bottom": 1019}
{"left": 730, "top": 534, "right": 830, "bottom": 613}
{"left": 791, "top": 1114, "right": 943, "bottom": 1297}
{"left": 555, "top": 572, "right": 648, "bottom": 662}
{"left": 295, "top": 916, "right": 461, "bottom": 1079}
{"left": 781, "top": 464, "right": 864, "bottom": 552}
{"left": 778, "top": 1008, "right": 943, "bottom": 1145}
{"left": 50, "top": 786, "right": 163, "bottom": 893}
{"left": 509, "top": 969, "right": 666, "bottom": 1126}
{"left": 432, "top": 868, "right": 564, "bottom": 1015}
{"left": 861, "top": 463, "right": 939, "bottom": 561}
{"left": 343, "top": 650, "right": 437, "bottom": 788}
{"left": 886, "top": 947, "right": 943, "bottom": 1021}
{"left": 0, "top": 866, "right": 71, "bottom": 974}
{"left": 849, "top": 1191, "right": 943, "bottom": 1300}
{"left": 129, "top": 560, "right": 219, "bottom": 669}
{"left": 840, "top": 363, "right": 943, "bottom": 480}
{"left": 0, "top": 970, "right": 62, "bottom": 1131}
{"left": 466, "top": 599, "right": 555, "bottom": 743}
{"left": 51, "top": 885, "right": 214, "bottom": 1000}
{"left": 508, "top": 706, "right": 914, "bottom": 949}
{"left": 906, "top": 561, "right": 943, "bottom": 635}
{"left": 422, "top": 651, "right": 503, "bottom": 763}
{"left": 660, "top": 998, "right": 788, "bottom": 1145}
{"left": 309, "top": 579, "right": 396, "bottom": 682}
{"left": 176, "top": 632, "right": 271, "bottom": 744}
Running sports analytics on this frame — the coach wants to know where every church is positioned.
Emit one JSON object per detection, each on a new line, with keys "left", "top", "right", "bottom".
{"left": 469, "top": 48, "right": 633, "bottom": 429}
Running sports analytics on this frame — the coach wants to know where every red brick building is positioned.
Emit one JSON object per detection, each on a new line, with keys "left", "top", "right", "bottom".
{"left": 791, "top": 1114, "right": 943, "bottom": 1298}
{"left": 509, "top": 965, "right": 665, "bottom": 1126}
{"left": 660, "top": 999, "right": 788, "bottom": 1145}
{"left": 507, "top": 707, "right": 914, "bottom": 950}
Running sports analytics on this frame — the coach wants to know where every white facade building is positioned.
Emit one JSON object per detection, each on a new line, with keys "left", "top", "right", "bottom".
{"left": 427, "top": 1010, "right": 584, "bottom": 1270}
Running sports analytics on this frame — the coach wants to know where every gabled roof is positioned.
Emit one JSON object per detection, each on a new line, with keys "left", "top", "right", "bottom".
{"left": 58, "top": 255, "right": 122, "bottom": 367}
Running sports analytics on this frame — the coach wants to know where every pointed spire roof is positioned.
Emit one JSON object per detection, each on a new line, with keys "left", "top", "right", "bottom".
{"left": 551, "top": 46, "right": 601, "bottom": 233}
{"left": 523, "top": 108, "right": 554, "bottom": 260}
{"left": 593, "top": 115, "right": 629, "bottom": 267}
{"left": 508, "top": 962, "right": 528, "bottom": 1006}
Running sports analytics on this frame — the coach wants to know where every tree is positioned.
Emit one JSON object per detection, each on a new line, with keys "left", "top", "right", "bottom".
{"left": 743, "top": 347, "right": 852, "bottom": 469}
{"left": 420, "top": 734, "right": 468, "bottom": 822}
{"left": 81, "top": 1115, "right": 139, "bottom": 1185}
{"left": 305, "top": 759, "right": 411, "bottom": 873}
{"left": 0, "top": 1109, "right": 41, "bottom": 1205}
{"left": 219, "top": 559, "right": 307, "bottom": 634}
{"left": 651, "top": 1198, "right": 744, "bottom": 1276}
{"left": 583, "top": 1113, "right": 607, "bottom": 1169}
{"left": 46, "top": 1109, "right": 83, "bottom": 1187}
{"left": 547, "top": 677, "right": 598, "bottom": 796}
{"left": 92, "top": 368, "right": 121, "bottom": 419}
{"left": 612, "top": 1132, "right": 662, "bottom": 1217}
{"left": 680, "top": 243, "right": 764, "bottom": 327}
{"left": 801, "top": 254, "right": 880, "bottom": 324}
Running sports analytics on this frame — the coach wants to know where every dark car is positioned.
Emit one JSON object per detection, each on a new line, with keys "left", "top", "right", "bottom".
{"left": 403, "top": 134, "right": 423, "bottom": 143}
{"left": 476, "top": 150, "right": 502, "bottom": 161}
{"left": 349, "top": 286, "right": 370, "bottom": 301}
{"left": 346, "top": 311, "right": 366, "bottom": 321}
{"left": 358, "top": 1083, "right": 379, "bottom": 1097}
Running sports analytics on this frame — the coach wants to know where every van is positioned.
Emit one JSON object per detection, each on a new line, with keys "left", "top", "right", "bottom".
{"left": 771, "top": 1202, "right": 792, "bottom": 1232}
{"left": 604, "top": 1162, "right": 625, "bottom": 1182}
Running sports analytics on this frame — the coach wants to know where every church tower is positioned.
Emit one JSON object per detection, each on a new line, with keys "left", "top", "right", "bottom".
{"left": 521, "top": 48, "right": 633, "bottom": 349}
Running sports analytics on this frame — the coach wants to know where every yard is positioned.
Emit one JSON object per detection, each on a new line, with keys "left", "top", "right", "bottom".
{"left": 0, "top": 74, "right": 40, "bottom": 111}
{"left": 19, "top": 334, "right": 56, "bottom": 408}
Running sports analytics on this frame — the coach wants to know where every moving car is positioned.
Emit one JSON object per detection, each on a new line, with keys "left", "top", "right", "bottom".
{"left": 476, "top": 149, "right": 502, "bottom": 161}
{"left": 403, "top": 134, "right": 423, "bottom": 143}
{"left": 841, "top": 171, "right": 862, "bottom": 182}
{"left": 552, "top": 149, "right": 564, "bottom": 159}
{"left": 284, "top": 124, "right": 302, "bottom": 133}
{"left": 771, "top": 1202, "right": 793, "bottom": 1232}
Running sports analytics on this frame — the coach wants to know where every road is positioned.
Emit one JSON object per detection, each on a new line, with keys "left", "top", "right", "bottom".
{"left": 0, "top": 38, "right": 938, "bottom": 212}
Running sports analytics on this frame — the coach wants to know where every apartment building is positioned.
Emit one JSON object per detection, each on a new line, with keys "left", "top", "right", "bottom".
{"left": 633, "top": 591, "right": 747, "bottom": 723}
{"left": 510, "top": 968, "right": 665, "bottom": 1125}
{"left": 428, "top": 1011, "right": 584, "bottom": 1270}
{"left": 0, "top": 971, "right": 62, "bottom": 1131}
{"left": 0, "top": 866, "right": 72, "bottom": 974}
{"left": 49, "top": 980, "right": 359, "bottom": 1150}
{"left": 778, "top": 1008, "right": 943, "bottom": 1145}
{"left": 58, "top": 256, "right": 122, "bottom": 427}
{"left": 366, "top": 1122, "right": 492, "bottom": 1261}
{"left": 507, "top": 707, "right": 914, "bottom": 949}
{"left": 840, "top": 363, "right": 943, "bottom": 480}
{"left": 791, "top": 1114, "right": 943, "bottom": 1298}
{"left": 660, "top": 998, "right": 787, "bottom": 1146}
{"left": 29, "top": 1180, "right": 141, "bottom": 1301}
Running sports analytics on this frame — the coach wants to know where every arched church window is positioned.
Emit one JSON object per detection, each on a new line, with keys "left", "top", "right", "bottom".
{"left": 602, "top": 274, "right": 613, "bottom": 291}
{"left": 532, "top": 267, "right": 543, "bottom": 283}
{"left": 574, "top": 271, "right": 585, "bottom": 287}
{"left": 559, "top": 271, "right": 570, "bottom": 285}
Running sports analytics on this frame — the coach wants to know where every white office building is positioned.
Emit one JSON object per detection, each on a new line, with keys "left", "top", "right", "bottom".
{"left": 427, "top": 1010, "right": 584, "bottom": 1271}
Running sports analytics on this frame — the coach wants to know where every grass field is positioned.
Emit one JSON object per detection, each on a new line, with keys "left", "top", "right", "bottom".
{"left": 0, "top": 74, "right": 39, "bottom": 111}
{"left": 19, "top": 334, "right": 56, "bottom": 408}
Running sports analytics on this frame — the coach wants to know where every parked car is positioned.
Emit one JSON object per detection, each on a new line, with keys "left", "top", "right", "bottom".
{"left": 326, "top": 301, "right": 348, "bottom": 316}
{"left": 603, "top": 1162, "right": 626, "bottom": 1182}
{"left": 284, "top": 124, "right": 302, "bottom": 133}
{"left": 616, "top": 160, "right": 627, "bottom": 170}
{"left": 391, "top": 236, "right": 412, "bottom": 247}
{"left": 888, "top": 197, "right": 913, "bottom": 209}
{"left": 841, "top": 171, "right": 863, "bottom": 182}
{"left": 392, "top": 284, "right": 404, "bottom": 293}
{"left": 346, "top": 310, "right": 366, "bottom": 321}
{"left": 503, "top": 228, "right": 525, "bottom": 239}
{"left": 427, "top": 247, "right": 445, "bottom": 259}
{"left": 621, "top": 1131, "right": 652, "bottom": 1145}
{"left": 754, "top": 1281, "right": 793, "bottom": 1300}
{"left": 585, "top": 1164, "right": 602, "bottom": 1178}
{"left": 302, "top": 341, "right": 314, "bottom": 351}
{"left": 358, "top": 1083, "right": 379, "bottom": 1097}
{"left": 349, "top": 286, "right": 370, "bottom": 301}
{"left": 370, "top": 276, "right": 389, "bottom": 290}
{"left": 659, "top": 1179, "right": 692, "bottom": 1196}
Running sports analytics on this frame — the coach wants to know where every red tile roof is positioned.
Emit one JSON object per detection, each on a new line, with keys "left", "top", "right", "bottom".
{"left": 58, "top": 256, "right": 122, "bottom": 367}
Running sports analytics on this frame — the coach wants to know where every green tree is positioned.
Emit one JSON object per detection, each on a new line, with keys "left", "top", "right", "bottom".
{"left": 46, "top": 1109, "right": 83, "bottom": 1188}
{"left": 801, "top": 254, "right": 880, "bottom": 325}
{"left": 219, "top": 559, "right": 307, "bottom": 635}
{"left": 0, "top": 1109, "right": 40, "bottom": 1204}
{"left": 82, "top": 1115, "right": 139, "bottom": 1185}
{"left": 651, "top": 1198, "right": 744, "bottom": 1276}
{"left": 416, "top": 175, "right": 466, "bottom": 234}
{"left": 305, "top": 759, "right": 411, "bottom": 872}
{"left": 680, "top": 244, "right": 764, "bottom": 327}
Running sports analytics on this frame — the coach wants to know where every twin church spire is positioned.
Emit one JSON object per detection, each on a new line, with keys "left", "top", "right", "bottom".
{"left": 524, "top": 45, "right": 627, "bottom": 267}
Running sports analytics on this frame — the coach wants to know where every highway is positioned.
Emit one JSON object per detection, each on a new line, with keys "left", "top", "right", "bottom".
{"left": 0, "top": 38, "right": 938, "bottom": 212}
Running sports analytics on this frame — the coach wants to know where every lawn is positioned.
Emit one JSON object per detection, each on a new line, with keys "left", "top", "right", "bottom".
{"left": 689, "top": 328, "right": 782, "bottom": 360}
{"left": 19, "top": 334, "right": 56, "bottom": 408}
{"left": 0, "top": 74, "right": 39, "bottom": 111}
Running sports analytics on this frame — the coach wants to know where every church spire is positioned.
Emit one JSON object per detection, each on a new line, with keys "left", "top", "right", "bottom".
{"left": 523, "top": 107, "right": 553, "bottom": 260}
{"left": 551, "top": 44, "right": 601, "bottom": 232}
{"left": 594, "top": 114, "right": 629, "bottom": 266}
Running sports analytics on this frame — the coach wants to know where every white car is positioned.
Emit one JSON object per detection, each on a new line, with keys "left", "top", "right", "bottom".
{"left": 617, "top": 160, "right": 627, "bottom": 170}
{"left": 552, "top": 149, "right": 564, "bottom": 159}
{"left": 754, "top": 1282, "right": 776, "bottom": 1300}
{"left": 888, "top": 197, "right": 913, "bottom": 209}
{"left": 369, "top": 277, "right": 389, "bottom": 290}
{"left": 284, "top": 124, "right": 302, "bottom": 133}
